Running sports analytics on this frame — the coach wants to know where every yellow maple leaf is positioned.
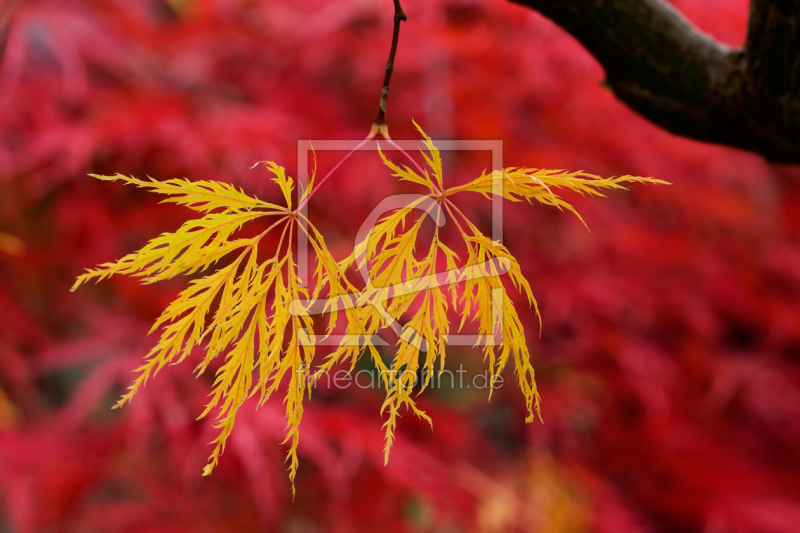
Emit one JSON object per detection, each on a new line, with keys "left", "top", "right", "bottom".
{"left": 72, "top": 167, "right": 359, "bottom": 494}
{"left": 339, "top": 121, "right": 668, "bottom": 462}
{"left": 73, "top": 121, "right": 667, "bottom": 492}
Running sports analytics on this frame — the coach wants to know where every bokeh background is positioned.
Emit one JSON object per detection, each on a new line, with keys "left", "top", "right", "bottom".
{"left": 2, "top": 0, "right": 800, "bottom": 531}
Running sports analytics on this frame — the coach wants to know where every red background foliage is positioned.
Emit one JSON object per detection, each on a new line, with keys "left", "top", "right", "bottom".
{"left": 2, "top": 0, "right": 800, "bottom": 531}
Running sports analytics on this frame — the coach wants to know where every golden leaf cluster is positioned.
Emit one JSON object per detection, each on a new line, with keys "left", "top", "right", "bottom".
{"left": 73, "top": 122, "right": 666, "bottom": 490}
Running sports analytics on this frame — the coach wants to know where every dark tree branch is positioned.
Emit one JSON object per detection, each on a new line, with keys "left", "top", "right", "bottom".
{"left": 746, "top": 0, "right": 800, "bottom": 159}
{"left": 509, "top": 0, "right": 800, "bottom": 164}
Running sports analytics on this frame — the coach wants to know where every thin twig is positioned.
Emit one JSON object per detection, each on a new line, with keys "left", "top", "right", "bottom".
{"left": 294, "top": 0, "right": 408, "bottom": 211}
{"left": 373, "top": 0, "right": 407, "bottom": 130}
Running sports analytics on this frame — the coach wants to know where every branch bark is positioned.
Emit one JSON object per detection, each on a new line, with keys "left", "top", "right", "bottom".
{"left": 509, "top": 0, "right": 800, "bottom": 164}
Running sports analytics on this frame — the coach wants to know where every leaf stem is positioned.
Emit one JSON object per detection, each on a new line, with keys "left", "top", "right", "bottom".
{"left": 295, "top": 1, "right": 409, "bottom": 213}
{"left": 295, "top": 136, "right": 370, "bottom": 213}
{"left": 442, "top": 198, "right": 468, "bottom": 238}
{"left": 383, "top": 138, "right": 440, "bottom": 195}
{"left": 253, "top": 215, "right": 290, "bottom": 246}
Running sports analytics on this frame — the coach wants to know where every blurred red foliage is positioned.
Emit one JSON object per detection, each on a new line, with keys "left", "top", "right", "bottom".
{"left": 2, "top": 0, "right": 800, "bottom": 531}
